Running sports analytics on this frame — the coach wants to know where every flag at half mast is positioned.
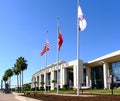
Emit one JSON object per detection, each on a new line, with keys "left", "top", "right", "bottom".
{"left": 40, "top": 40, "right": 50, "bottom": 56}
{"left": 78, "top": 3, "right": 87, "bottom": 32}
{"left": 58, "top": 26, "right": 63, "bottom": 51}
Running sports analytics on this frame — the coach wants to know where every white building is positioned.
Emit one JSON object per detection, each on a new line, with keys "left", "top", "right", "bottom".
{"left": 31, "top": 50, "right": 120, "bottom": 90}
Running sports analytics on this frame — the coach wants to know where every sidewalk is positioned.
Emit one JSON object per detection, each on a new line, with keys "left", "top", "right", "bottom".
{"left": 0, "top": 92, "right": 19, "bottom": 101}
{"left": 13, "top": 93, "right": 42, "bottom": 101}
{"left": 0, "top": 92, "right": 96, "bottom": 101}
{"left": 0, "top": 92, "right": 42, "bottom": 101}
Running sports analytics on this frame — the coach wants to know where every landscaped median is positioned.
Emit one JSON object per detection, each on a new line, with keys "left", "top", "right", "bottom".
{"left": 23, "top": 89, "right": 120, "bottom": 95}
{"left": 22, "top": 92, "right": 120, "bottom": 101}
{"left": 12, "top": 89, "right": 120, "bottom": 101}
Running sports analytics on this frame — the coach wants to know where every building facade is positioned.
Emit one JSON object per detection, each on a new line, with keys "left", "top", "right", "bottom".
{"left": 31, "top": 50, "right": 120, "bottom": 90}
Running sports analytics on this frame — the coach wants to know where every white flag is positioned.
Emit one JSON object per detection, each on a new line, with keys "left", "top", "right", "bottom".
{"left": 78, "top": 4, "right": 87, "bottom": 31}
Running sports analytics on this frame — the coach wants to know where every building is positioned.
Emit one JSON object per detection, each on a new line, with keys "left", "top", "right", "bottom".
{"left": 31, "top": 50, "right": 120, "bottom": 90}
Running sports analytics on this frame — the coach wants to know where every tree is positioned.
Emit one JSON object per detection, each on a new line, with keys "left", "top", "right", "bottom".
{"left": 40, "top": 81, "right": 45, "bottom": 87}
{"left": 34, "top": 81, "right": 38, "bottom": 90}
{"left": 23, "top": 83, "right": 31, "bottom": 91}
{"left": 33, "top": 81, "right": 38, "bottom": 96}
{"left": 40, "top": 81, "right": 45, "bottom": 90}
{"left": 5, "top": 69, "right": 13, "bottom": 89}
{"left": 2, "top": 74, "right": 9, "bottom": 93}
{"left": 2, "top": 74, "right": 8, "bottom": 85}
{"left": 52, "top": 80, "right": 57, "bottom": 89}
{"left": 16, "top": 56, "right": 28, "bottom": 92}
{"left": 12, "top": 64, "right": 20, "bottom": 92}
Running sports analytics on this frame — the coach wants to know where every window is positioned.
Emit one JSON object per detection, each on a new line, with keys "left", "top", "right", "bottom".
{"left": 112, "top": 61, "right": 120, "bottom": 82}
{"left": 91, "top": 66, "right": 104, "bottom": 89}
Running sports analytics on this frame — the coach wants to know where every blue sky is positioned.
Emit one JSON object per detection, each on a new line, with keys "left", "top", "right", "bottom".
{"left": 0, "top": 0, "right": 120, "bottom": 86}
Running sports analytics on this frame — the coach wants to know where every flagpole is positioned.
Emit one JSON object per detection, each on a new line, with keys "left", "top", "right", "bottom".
{"left": 57, "top": 17, "right": 59, "bottom": 94}
{"left": 44, "top": 30, "right": 48, "bottom": 94}
{"left": 77, "top": 0, "right": 80, "bottom": 96}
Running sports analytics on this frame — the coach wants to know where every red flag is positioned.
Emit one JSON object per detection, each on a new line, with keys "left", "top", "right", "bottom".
{"left": 40, "top": 40, "right": 50, "bottom": 56}
{"left": 58, "top": 27, "right": 63, "bottom": 51}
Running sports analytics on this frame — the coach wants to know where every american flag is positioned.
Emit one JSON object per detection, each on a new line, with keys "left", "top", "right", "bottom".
{"left": 40, "top": 40, "right": 50, "bottom": 56}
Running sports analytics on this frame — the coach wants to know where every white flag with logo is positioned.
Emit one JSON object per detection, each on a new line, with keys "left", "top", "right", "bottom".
{"left": 78, "top": 4, "right": 87, "bottom": 32}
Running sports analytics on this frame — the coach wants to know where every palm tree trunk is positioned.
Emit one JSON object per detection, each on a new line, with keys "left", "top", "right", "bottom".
{"left": 4, "top": 81, "right": 6, "bottom": 89}
{"left": 17, "top": 75, "right": 19, "bottom": 93}
{"left": 22, "top": 71, "right": 23, "bottom": 92}
{"left": 9, "top": 77, "right": 11, "bottom": 89}
{"left": 20, "top": 72, "right": 21, "bottom": 93}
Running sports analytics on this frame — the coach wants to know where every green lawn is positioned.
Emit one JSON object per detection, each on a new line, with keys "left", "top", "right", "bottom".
{"left": 24, "top": 89, "right": 120, "bottom": 95}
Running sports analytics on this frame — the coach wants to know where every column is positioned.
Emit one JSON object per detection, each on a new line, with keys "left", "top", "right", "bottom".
{"left": 60, "top": 67, "right": 63, "bottom": 88}
{"left": 62, "top": 68, "right": 67, "bottom": 86}
{"left": 74, "top": 60, "right": 83, "bottom": 89}
{"left": 46, "top": 73, "right": 48, "bottom": 86}
{"left": 32, "top": 77, "right": 34, "bottom": 88}
{"left": 37, "top": 76, "right": 39, "bottom": 87}
{"left": 86, "top": 67, "right": 91, "bottom": 87}
{"left": 73, "top": 65, "right": 77, "bottom": 88}
{"left": 34, "top": 76, "right": 36, "bottom": 88}
{"left": 79, "top": 60, "right": 84, "bottom": 84}
{"left": 103, "top": 61, "right": 110, "bottom": 89}
{"left": 51, "top": 71, "right": 55, "bottom": 90}
{"left": 39, "top": 74, "right": 41, "bottom": 89}
{"left": 44, "top": 71, "right": 46, "bottom": 90}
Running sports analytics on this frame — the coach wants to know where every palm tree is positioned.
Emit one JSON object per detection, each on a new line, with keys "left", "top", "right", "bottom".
{"left": 5, "top": 69, "right": 13, "bottom": 89}
{"left": 2, "top": 74, "right": 8, "bottom": 86}
{"left": 12, "top": 64, "right": 20, "bottom": 92}
{"left": 2, "top": 74, "right": 9, "bottom": 93}
{"left": 16, "top": 56, "right": 28, "bottom": 92}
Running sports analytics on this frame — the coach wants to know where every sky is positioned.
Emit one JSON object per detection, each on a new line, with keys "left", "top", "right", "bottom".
{"left": 0, "top": 0, "right": 120, "bottom": 87}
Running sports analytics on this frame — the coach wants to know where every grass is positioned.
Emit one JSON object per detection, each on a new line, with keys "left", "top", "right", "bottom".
{"left": 79, "top": 89, "right": 120, "bottom": 94}
{"left": 24, "top": 89, "right": 120, "bottom": 95}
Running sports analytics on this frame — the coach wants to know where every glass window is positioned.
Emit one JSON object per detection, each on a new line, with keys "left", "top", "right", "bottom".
{"left": 91, "top": 66, "right": 104, "bottom": 89}
{"left": 112, "top": 61, "right": 120, "bottom": 82}
{"left": 83, "top": 69, "right": 86, "bottom": 86}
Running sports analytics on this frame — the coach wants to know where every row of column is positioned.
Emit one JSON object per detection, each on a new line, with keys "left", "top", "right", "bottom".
{"left": 32, "top": 60, "right": 84, "bottom": 90}
{"left": 32, "top": 69, "right": 68, "bottom": 90}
